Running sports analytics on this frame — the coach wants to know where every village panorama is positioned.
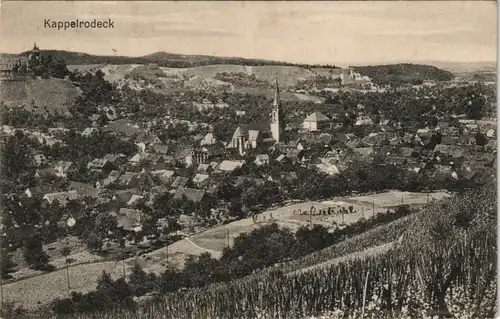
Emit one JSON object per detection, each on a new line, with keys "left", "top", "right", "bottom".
{"left": 0, "top": 41, "right": 496, "bottom": 319}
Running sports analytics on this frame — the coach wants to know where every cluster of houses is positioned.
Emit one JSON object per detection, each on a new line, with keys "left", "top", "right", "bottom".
{"left": 2, "top": 80, "right": 496, "bottom": 238}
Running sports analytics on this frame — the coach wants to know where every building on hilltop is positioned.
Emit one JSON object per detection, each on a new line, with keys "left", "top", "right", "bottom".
{"left": 28, "top": 43, "right": 42, "bottom": 70}
{"left": 0, "top": 43, "right": 41, "bottom": 82}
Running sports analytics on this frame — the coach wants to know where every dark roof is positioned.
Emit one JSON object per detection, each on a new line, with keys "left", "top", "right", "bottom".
{"left": 103, "top": 154, "right": 118, "bottom": 163}
{"left": 171, "top": 176, "right": 189, "bottom": 188}
{"left": 240, "top": 123, "right": 272, "bottom": 134}
{"left": 173, "top": 187, "right": 205, "bottom": 203}
{"left": 104, "top": 119, "right": 142, "bottom": 137}
{"left": 114, "top": 189, "right": 138, "bottom": 203}
{"left": 152, "top": 144, "right": 169, "bottom": 154}
{"left": 304, "top": 112, "right": 330, "bottom": 122}
{"left": 81, "top": 187, "right": 100, "bottom": 199}
{"left": 36, "top": 168, "right": 57, "bottom": 178}
{"left": 26, "top": 185, "right": 56, "bottom": 196}
{"left": 117, "top": 172, "right": 139, "bottom": 186}
{"left": 400, "top": 147, "right": 414, "bottom": 157}
{"left": 68, "top": 181, "right": 92, "bottom": 193}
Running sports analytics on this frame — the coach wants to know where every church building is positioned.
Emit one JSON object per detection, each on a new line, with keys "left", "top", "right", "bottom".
{"left": 228, "top": 79, "right": 285, "bottom": 155}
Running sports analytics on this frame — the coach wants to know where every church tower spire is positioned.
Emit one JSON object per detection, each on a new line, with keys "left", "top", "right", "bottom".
{"left": 273, "top": 78, "right": 280, "bottom": 107}
{"left": 270, "top": 78, "right": 284, "bottom": 143}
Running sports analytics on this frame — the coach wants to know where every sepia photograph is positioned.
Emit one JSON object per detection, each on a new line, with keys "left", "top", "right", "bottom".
{"left": 0, "top": 1, "right": 497, "bottom": 318}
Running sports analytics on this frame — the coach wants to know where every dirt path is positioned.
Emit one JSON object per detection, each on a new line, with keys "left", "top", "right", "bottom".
{"left": 3, "top": 191, "right": 448, "bottom": 310}
{"left": 185, "top": 237, "right": 222, "bottom": 256}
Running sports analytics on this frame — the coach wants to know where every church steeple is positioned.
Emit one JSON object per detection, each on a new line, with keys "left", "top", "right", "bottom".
{"left": 273, "top": 78, "right": 280, "bottom": 107}
{"left": 270, "top": 78, "right": 284, "bottom": 143}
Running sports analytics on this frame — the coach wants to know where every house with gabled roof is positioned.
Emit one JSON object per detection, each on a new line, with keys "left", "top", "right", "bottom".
{"left": 42, "top": 190, "right": 79, "bottom": 206}
{"left": 135, "top": 133, "right": 162, "bottom": 148}
{"left": 112, "top": 189, "right": 139, "bottom": 203}
{"left": 254, "top": 154, "right": 270, "bottom": 166}
{"left": 171, "top": 176, "right": 189, "bottom": 189}
{"left": 116, "top": 172, "right": 140, "bottom": 188}
{"left": 286, "top": 149, "right": 302, "bottom": 164}
{"left": 209, "top": 161, "right": 220, "bottom": 171}
{"left": 402, "top": 133, "right": 415, "bottom": 144}
{"left": 117, "top": 208, "right": 143, "bottom": 232}
{"left": 303, "top": 112, "right": 330, "bottom": 132}
{"left": 174, "top": 187, "right": 205, "bottom": 203}
{"left": 151, "top": 169, "right": 175, "bottom": 184}
{"left": 200, "top": 132, "right": 217, "bottom": 146}
{"left": 218, "top": 160, "right": 245, "bottom": 172}
{"left": 434, "top": 144, "right": 466, "bottom": 158}
{"left": 81, "top": 127, "right": 99, "bottom": 137}
{"left": 459, "top": 135, "right": 476, "bottom": 146}
{"left": 54, "top": 161, "right": 76, "bottom": 178}
{"left": 276, "top": 154, "right": 286, "bottom": 163}
{"left": 196, "top": 163, "right": 212, "bottom": 174}
{"left": 354, "top": 147, "right": 374, "bottom": 157}
{"left": 103, "top": 170, "right": 121, "bottom": 187}
{"left": 386, "top": 156, "right": 407, "bottom": 166}
{"left": 378, "top": 145, "right": 393, "bottom": 156}
{"left": 68, "top": 181, "right": 91, "bottom": 193}
{"left": 35, "top": 167, "right": 57, "bottom": 179}
{"left": 315, "top": 161, "right": 340, "bottom": 175}
{"left": 151, "top": 144, "right": 169, "bottom": 155}
{"left": 25, "top": 185, "right": 56, "bottom": 198}
{"left": 192, "top": 173, "right": 210, "bottom": 187}
{"left": 399, "top": 147, "right": 414, "bottom": 158}
{"left": 355, "top": 115, "right": 374, "bottom": 126}
{"left": 87, "top": 158, "right": 116, "bottom": 172}
{"left": 441, "top": 136, "right": 459, "bottom": 146}
{"left": 127, "top": 194, "right": 145, "bottom": 206}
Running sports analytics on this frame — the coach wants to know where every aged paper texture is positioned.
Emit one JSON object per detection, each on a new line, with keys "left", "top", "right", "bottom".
{"left": 0, "top": 1, "right": 497, "bottom": 318}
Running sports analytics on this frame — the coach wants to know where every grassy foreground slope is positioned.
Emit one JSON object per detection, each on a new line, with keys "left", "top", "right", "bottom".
{"left": 48, "top": 182, "right": 495, "bottom": 319}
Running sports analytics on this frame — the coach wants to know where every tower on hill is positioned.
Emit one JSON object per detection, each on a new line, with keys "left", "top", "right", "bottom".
{"left": 270, "top": 78, "right": 284, "bottom": 143}
{"left": 28, "top": 43, "right": 42, "bottom": 70}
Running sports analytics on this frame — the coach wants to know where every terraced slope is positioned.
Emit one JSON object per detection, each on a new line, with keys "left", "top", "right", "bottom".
{"left": 1, "top": 78, "right": 81, "bottom": 115}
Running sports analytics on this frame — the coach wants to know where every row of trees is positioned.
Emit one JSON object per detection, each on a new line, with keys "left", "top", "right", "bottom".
{"left": 51, "top": 206, "right": 413, "bottom": 315}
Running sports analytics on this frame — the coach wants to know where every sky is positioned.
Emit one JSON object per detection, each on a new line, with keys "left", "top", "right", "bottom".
{"left": 0, "top": 1, "right": 496, "bottom": 65}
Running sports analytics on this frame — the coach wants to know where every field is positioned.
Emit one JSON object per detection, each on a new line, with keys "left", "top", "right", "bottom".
{"left": 188, "top": 190, "right": 449, "bottom": 253}
{"left": 2, "top": 190, "right": 449, "bottom": 311}
{"left": 68, "top": 63, "right": 338, "bottom": 87}
{"left": 0, "top": 78, "right": 81, "bottom": 115}
{"left": 67, "top": 63, "right": 329, "bottom": 102}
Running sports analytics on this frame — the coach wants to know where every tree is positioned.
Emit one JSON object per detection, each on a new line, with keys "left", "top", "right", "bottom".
{"left": 23, "top": 236, "right": 51, "bottom": 270}
{"left": 0, "top": 249, "right": 16, "bottom": 279}
{"left": 129, "top": 262, "right": 148, "bottom": 296}
{"left": 475, "top": 132, "right": 488, "bottom": 147}
{"left": 82, "top": 212, "right": 117, "bottom": 251}
{"left": 183, "top": 253, "right": 231, "bottom": 288}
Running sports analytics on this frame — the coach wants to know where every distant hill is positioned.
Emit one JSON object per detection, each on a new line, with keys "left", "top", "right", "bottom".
{"left": 0, "top": 78, "right": 81, "bottom": 115}
{"left": 352, "top": 63, "right": 454, "bottom": 86}
{"left": 5, "top": 50, "right": 339, "bottom": 69}
{"left": 423, "top": 61, "right": 496, "bottom": 74}
{"left": 68, "top": 63, "right": 335, "bottom": 95}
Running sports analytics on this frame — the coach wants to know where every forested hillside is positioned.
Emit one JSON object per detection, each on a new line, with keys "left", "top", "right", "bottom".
{"left": 8, "top": 50, "right": 340, "bottom": 69}
{"left": 352, "top": 63, "right": 454, "bottom": 85}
